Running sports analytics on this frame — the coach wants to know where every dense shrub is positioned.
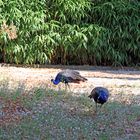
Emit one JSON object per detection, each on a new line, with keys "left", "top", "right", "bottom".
{"left": 0, "top": 0, "right": 140, "bottom": 66}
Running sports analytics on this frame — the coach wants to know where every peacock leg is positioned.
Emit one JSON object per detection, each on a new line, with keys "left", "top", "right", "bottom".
{"left": 95, "top": 103, "right": 98, "bottom": 113}
{"left": 65, "top": 83, "right": 70, "bottom": 91}
{"left": 68, "top": 83, "right": 71, "bottom": 91}
{"left": 98, "top": 104, "right": 103, "bottom": 113}
{"left": 65, "top": 83, "right": 68, "bottom": 90}
{"left": 100, "top": 104, "right": 103, "bottom": 108}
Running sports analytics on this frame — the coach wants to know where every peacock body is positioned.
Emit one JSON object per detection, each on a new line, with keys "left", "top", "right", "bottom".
{"left": 88, "top": 87, "right": 109, "bottom": 111}
{"left": 51, "top": 69, "right": 87, "bottom": 88}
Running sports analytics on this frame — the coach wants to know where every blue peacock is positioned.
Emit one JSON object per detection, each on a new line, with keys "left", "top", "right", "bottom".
{"left": 88, "top": 87, "right": 109, "bottom": 112}
{"left": 51, "top": 69, "right": 87, "bottom": 89}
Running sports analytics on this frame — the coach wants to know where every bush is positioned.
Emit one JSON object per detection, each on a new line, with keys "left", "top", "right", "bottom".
{"left": 0, "top": 0, "right": 140, "bottom": 66}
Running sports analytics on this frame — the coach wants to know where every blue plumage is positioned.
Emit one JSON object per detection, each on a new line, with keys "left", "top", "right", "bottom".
{"left": 52, "top": 79, "right": 60, "bottom": 85}
{"left": 88, "top": 87, "right": 109, "bottom": 111}
{"left": 51, "top": 73, "right": 62, "bottom": 85}
{"left": 51, "top": 69, "right": 87, "bottom": 89}
{"left": 97, "top": 90, "right": 109, "bottom": 104}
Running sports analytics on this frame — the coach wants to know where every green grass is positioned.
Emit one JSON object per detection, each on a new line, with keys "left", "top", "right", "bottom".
{"left": 0, "top": 81, "right": 140, "bottom": 140}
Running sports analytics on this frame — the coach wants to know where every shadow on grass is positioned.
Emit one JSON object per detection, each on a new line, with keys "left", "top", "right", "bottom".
{"left": 0, "top": 80, "right": 140, "bottom": 140}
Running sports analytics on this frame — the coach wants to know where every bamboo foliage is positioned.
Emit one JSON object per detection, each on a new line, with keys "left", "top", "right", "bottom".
{"left": 46, "top": 0, "right": 91, "bottom": 24}
{"left": 90, "top": 0, "right": 140, "bottom": 66}
{"left": 0, "top": 0, "right": 140, "bottom": 66}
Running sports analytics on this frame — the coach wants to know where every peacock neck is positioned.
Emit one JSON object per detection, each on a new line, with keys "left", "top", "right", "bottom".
{"left": 53, "top": 79, "right": 60, "bottom": 85}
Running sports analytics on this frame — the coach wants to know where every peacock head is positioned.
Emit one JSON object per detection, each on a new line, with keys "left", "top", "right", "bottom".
{"left": 51, "top": 79, "right": 60, "bottom": 85}
{"left": 51, "top": 79, "right": 54, "bottom": 83}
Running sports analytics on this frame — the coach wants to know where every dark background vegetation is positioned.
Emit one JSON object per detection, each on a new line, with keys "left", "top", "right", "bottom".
{"left": 0, "top": 0, "right": 140, "bottom": 66}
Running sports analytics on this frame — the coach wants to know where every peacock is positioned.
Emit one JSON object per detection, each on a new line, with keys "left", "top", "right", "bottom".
{"left": 51, "top": 69, "right": 87, "bottom": 89}
{"left": 88, "top": 87, "right": 109, "bottom": 112}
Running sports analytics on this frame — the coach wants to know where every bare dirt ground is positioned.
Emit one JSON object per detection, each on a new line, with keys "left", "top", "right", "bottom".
{"left": 0, "top": 64, "right": 140, "bottom": 96}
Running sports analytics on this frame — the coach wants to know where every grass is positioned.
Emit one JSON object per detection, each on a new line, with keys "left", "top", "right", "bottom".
{"left": 0, "top": 80, "right": 140, "bottom": 140}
